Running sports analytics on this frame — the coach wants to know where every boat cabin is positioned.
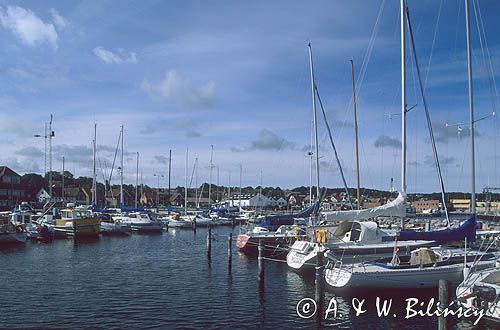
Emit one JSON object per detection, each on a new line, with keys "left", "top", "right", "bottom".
{"left": 61, "top": 209, "right": 92, "bottom": 220}
{"left": 334, "top": 221, "right": 391, "bottom": 244}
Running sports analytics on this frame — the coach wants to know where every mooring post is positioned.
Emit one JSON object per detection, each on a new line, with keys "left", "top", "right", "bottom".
{"left": 228, "top": 233, "right": 233, "bottom": 269}
{"left": 206, "top": 226, "right": 212, "bottom": 258}
{"left": 192, "top": 217, "right": 197, "bottom": 232}
{"left": 438, "top": 279, "right": 449, "bottom": 330}
{"left": 258, "top": 239, "right": 264, "bottom": 281}
{"left": 315, "top": 250, "right": 324, "bottom": 309}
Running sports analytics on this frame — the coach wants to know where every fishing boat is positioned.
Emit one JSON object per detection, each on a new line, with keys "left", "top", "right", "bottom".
{"left": 9, "top": 202, "right": 40, "bottom": 239}
{"left": 324, "top": 247, "right": 497, "bottom": 289}
{"left": 53, "top": 208, "right": 100, "bottom": 238}
{"left": 456, "top": 266, "right": 500, "bottom": 323}
{"left": 121, "top": 212, "right": 162, "bottom": 233}
{"left": 0, "top": 212, "right": 27, "bottom": 244}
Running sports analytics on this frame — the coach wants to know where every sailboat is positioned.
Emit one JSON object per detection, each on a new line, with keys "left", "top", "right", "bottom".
{"left": 168, "top": 148, "right": 197, "bottom": 228}
{"left": 286, "top": 43, "right": 430, "bottom": 271}
{"left": 325, "top": 0, "right": 493, "bottom": 290}
{"left": 91, "top": 124, "right": 131, "bottom": 236}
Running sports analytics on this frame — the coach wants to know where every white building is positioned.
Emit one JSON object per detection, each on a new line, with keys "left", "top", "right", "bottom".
{"left": 36, "top": 188, "right": 50, "bottom": 203}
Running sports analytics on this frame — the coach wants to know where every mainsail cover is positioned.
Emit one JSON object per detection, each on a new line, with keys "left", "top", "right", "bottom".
{"left": 322, "top": 193, "right": 406, "bottom": 222}
{"left": 397, "top": 214, "right": 476, "bottom": 243}
{"left": 258, "top": 201, "right": 320, "bottom": 231}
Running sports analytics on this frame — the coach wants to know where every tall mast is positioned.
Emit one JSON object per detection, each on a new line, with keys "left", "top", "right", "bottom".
{"left": 185, "top": 147, "right": 188, "bottom": 215}
{"left": 195, "top": 157, "right": 199, "bottom": 208}
{"left": 140, "top": 172, "right": 143, "bottom": 205}
{"left": 308, "top": 43, "right": 320, "bottom": 201}
{"left": 465, "top": 0, "right": 475, "bottom": 213}
{"left": 228, "top": 170, "right": 231, "bottom": 207}
{"left": 92, "top": 123, "right": 97, "bottom": 206}
{"left": 400, "top": 0, "right": 407, "bottom": 229}
{"left": 350, "top": 59, "right": 361, "bottom": 210}
{"left": 208, "top": 145, "right": 213, "bottom": 207}
{"left": 401, "top": 0, "right": 407, "bottom": 195}
{"left": 260, "top": 170, "right": 263, "bottom": 212}
{"left": 49, "top": 114, "right": 53, "bottom": 202}
{"left": 62, "top": 156, "right": 65, "bottom": 205}
{"left": 120, "top": 124, "right": 124, "bottom": 206}
{"left": 135, "top": 152, "right": 139, "bottom": 208}
{"left": 217, "top": 166, "right": 220, "bottom": 204}
{"left": 44, "top": 122, "right": 47, "bottom": 175}
{"left": 239, "top": 164, "right": 242, "bottom": 211}
{"left": 168, "top": 149, "right": 172, "bottom": 207}
{"left": 309, "top": 118, "right": 313, "bottom": 206}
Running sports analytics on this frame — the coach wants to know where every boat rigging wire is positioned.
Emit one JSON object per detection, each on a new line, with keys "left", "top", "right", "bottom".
{"left": 405, "top": 5, "right": 450, "bottom": 226}
{"left": 314, "top": 84, "right": 354, "bottom": 210}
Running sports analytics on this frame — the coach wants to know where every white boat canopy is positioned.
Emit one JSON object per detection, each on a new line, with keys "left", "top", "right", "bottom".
{"left": 321, "top": 192, "right": 406, "bottom": 222}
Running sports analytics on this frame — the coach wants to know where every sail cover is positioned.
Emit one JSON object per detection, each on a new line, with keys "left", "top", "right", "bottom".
{"left": 397, "top": 214, "right": 476, "bottom": 243}
{"left": 322, "top": 193, "right": 406, "bottom": 222}
{"left": 258, "top": 201, "right": 320, "bottom": 231}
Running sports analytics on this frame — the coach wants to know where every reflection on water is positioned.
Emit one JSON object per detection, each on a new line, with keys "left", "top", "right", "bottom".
{"left": 0, "top": 227, "right": 495, "bottom": 329}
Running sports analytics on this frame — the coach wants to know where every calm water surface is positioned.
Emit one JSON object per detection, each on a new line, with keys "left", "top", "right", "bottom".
{"left": 0, "top": 226, "right": 495, "bottom": 329}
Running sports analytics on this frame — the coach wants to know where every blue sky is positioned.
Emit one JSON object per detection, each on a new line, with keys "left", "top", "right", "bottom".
{"left": 1, "top": 0, "right": 499, "bottom": 194}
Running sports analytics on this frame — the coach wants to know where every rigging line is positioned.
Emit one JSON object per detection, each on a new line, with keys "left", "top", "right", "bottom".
{"left": 424, "top": 0, "right": 444, "bottom": 88}
{"left": 315, "top": 84, "right": 354, "bottom": 209}
{"left": 350, "top": 0, "right": 387, "bottom": 106}
{"left": 472, "top": 0, "right": 497, "bottom": 115}
{"left": 98, "top": 155, "right": 106, "bottom": 185}
{"left": 406, "top": 5, "right": 450, "bottom": 226}
{"left": 108, "top": 128, "right": 121, "bottom": 188}
{"left": 475, "top": 0, "right": 500, "bottom": 112}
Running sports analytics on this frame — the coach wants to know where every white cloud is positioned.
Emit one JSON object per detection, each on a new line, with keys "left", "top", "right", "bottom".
{"left": 49, "top": 8, "right": 67, "bottom": 29}
{"left": 93, "top": 46, "right": 138, "bottom": 64}
{"left": 141, "top": 70, "right": 215, "bottom": 110}
{"left": 0, "top": 6, "right": 57, "bottom": 47}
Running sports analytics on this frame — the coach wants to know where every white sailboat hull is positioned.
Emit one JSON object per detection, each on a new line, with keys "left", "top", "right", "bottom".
{"left": 325, "top": 259, "right": 497, "bottom": 289}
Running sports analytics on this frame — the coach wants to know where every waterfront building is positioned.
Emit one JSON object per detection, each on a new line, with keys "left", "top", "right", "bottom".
{"left": 0, "top": 166, "right": 25, "bottom": 211}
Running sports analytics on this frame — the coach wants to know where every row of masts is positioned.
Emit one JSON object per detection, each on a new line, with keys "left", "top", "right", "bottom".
{"left": 42, "top": 0, "right": 478, "bottom": 214}
{"left": 305, "top": 0, "right": 476, "bottom": 219}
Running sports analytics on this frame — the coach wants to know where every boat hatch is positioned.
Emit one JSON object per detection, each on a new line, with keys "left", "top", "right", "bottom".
{"left": 409, "top": 248, "right": 442, "bottom": 266}
{"left": 294, "top": 241, "right": 313, "bottom": 254}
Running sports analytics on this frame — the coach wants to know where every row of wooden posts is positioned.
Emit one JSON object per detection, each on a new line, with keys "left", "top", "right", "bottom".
{"left": 202, "top": 227, "right": 449, "bottom": 329}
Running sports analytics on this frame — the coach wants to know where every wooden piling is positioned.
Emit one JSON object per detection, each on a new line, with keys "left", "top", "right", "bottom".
{"left": 438, "top": 279, "right": 448, "bottom": 330}
{"left": 228, "top": 233, "right": 233, "bottom": 269}
{"left": 315, "top": 251, "right": 324, "bottom": 307}
{"left": 258, "top": 239, "right": 264, "bottom": 281}
{"left": 206, "top": 226, "right": 212, "bottom": 258}
{"left": 192, "top": 217, "right": 197, "bottom": 232}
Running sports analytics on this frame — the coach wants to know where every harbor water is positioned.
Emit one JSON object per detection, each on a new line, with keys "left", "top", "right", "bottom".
{"left": 0, "top": 226, "right": 495, "bottom": 329}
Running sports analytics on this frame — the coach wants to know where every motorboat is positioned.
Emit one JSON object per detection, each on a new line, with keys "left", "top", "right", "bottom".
{"left": 121, "top": 212, "right": 162, "bottom": 233}
{"left": 54, "top": 208, "right": 100, "bottom": 238}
